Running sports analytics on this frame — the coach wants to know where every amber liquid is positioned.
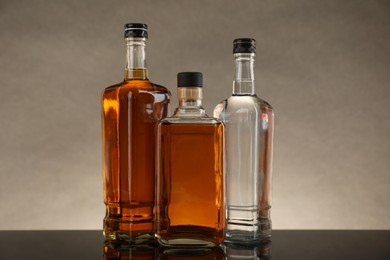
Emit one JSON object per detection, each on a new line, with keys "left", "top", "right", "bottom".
{"left": 156, "top": 122, "right": 225, "bottom": 246}
{"left": 102, "top": 75, "right": 170, "bottom": 243}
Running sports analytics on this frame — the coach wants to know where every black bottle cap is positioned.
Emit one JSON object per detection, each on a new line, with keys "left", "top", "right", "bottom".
{"left": 233, "top": 38, "right": 256, "bottom": 53}
{"left": 177, "top": 72, "right": 203, "bottom": 87}
{"left": 124, "top": 23, "right": 148, "bottom": 38}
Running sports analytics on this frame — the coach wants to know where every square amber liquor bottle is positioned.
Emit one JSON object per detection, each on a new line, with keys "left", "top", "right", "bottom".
{"left": 102, "top": 23, "right": 170, "bottom": 244}
{"left": 156, "top": 72, "right": 225, "bottom": 247}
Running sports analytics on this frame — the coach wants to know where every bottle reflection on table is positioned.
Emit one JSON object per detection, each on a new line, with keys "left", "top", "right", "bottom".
{"left": 157, "top": 246, "right": 226, "bottom": 259}
{"left": 103, "top": 242, "right": 157, "bottom": 260}
{"left": 221, "top": 239, "right": 272, "bottom": 260}
{"left": 103, "top": 243, "right": 226, "bottom": 260}
{"left": 103, "top": 240, "right": 271, "bottom": 260}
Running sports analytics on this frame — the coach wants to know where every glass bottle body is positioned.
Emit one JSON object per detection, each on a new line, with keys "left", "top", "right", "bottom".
{"left": 102, "top": 78, "right": 170, "bottom": 243}
{"left": 156, "top": 105, "right": 225, "bottom": 247}
{"left": 214, "top": 95, "right": 273, "bottom": 244}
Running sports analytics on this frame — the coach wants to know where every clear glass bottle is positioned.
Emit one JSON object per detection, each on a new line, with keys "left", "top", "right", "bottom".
{"left": 156, "top": 72, "right": 225, "bottom": 247}
{"left": 101, "top": 23, "right": 170, "bottom": 244}
{"left": 213, "top": 38, "right": 274, "bottom": 244}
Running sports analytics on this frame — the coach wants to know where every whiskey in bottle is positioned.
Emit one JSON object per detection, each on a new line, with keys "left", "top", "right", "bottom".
{"left": 214, "top": 39, "right": 274, "bottom": 244}
{"left": 156, "top": 72, "right": 225, "bottom": 247}
{"left": 102, "top": 23, "right": 170, "bottom": 244}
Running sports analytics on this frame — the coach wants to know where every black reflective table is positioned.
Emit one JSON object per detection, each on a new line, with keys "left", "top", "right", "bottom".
{"left": 0, "top": 230, "right": 389, "bottom": 259}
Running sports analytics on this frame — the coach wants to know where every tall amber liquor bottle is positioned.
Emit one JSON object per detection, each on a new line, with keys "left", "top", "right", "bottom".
{"left": 102, "top": 23, "right": 170, "bottom": 243}
{"left": 156, "top": 72, "right": 225, "bottom": 247}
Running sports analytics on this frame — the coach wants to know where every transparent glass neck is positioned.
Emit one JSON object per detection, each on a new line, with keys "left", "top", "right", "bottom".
{"left": 125, "top": 37, "right": 148, "bottom": 80}
{"left": 233, "top": 53, "right": 255, "bottom": 95}
{"left": 174, "top": 87, "right": 205, "bottom": 117}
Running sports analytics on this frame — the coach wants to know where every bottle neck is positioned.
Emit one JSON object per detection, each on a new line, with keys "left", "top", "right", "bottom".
{"left": 125, "top": 37, "right": 148, "bottom": 80}
{"left": 174, "top": 87, "right": 205, "bottom": 117}
{"left": 233, "top": 53, "right": 255, "bottom": 95}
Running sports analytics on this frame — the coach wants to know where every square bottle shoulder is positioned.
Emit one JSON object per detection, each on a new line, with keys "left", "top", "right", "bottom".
{"left": 159, "top": 116, "right": 223, "bottom": 126}
{"left": 217, "top": 95, "right": 274, "bottom": 113}
{"left": 102, "top": 80, "right": 170, "bottom": 96}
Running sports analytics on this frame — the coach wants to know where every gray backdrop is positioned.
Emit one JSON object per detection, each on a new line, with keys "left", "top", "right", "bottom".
{"left": 0, "top": 0, "right": 389, "bottom": 230}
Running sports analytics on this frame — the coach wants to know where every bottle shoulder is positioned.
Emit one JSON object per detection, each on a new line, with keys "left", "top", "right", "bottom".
{"left": 218, "top": 95, "right": 273, "bottom": 111}
{"left": 103, "top": 79, "right": 170, "bottom": 94}
{"left": 102, "top": 79, "right": 171, "bottom": 101}
{"left": 214, "top": 95, "right": 274, "bottom": 120}
{"left": 159, "top": 116, "right": 222, "bottom": 126}
{"left": 150, "top": 81, "right": 170, "bottom": 92}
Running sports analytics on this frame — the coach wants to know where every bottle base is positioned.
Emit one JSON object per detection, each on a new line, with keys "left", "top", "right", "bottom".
{"left": 104, "top": 218, "right": 155, "bottom": 245}
{"left": 156, "top": 225, "right": 224, "bottom": 247}
{"left": 157, "top": 238, "right": 218, "bottom": 248}
{"left": 225, "top": 220, "right": 271, "bottom": 245}
{"left": 104, "top": 231, "right": 155, "bottom": 244}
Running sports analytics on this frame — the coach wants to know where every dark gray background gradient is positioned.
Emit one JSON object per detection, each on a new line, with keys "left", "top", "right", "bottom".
{"left": 0, "top": 0, "right": 389, "bottom": 230}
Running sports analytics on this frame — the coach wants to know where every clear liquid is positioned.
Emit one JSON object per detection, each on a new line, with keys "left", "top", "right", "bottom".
{"left": 214, "top": 95, "right": 274, "bottom": 244}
